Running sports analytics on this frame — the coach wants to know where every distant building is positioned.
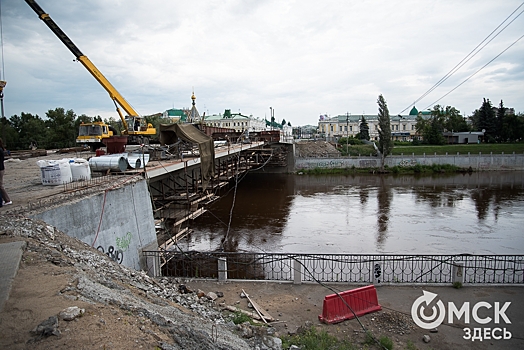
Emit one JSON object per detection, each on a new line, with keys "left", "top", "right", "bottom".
{"left": 293, "top": 125, "right": 317, "bottom": 139}
{"left": 162, "top": 91, "right": 202, "bottom": 123}
{"left": 317, "top": 106, "right": 431, "bottom": 141}
{"left": 203, "top": 109, "right": 266, "bottom": 133}
{"left": 442, "top": 131, "right": 484, "bottom": 144}
{"left": 162, "top": 108, "right": 188, "bottom": 123}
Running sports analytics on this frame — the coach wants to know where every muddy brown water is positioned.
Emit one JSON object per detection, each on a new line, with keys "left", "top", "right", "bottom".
{"left": 181, "top": 171, "right": 524, "bottom": 255}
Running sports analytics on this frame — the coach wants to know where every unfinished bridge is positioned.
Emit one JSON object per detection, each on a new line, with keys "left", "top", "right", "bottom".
{"left": 144, "top": 126, "right": 293, "bottom": 252}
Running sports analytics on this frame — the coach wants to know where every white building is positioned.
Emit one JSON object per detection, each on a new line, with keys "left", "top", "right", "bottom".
{"left": 203, "top": 109, "right": 266, "bottom": 133}
{"left": 318, "top": 107, "right": 429, "bottom": 141}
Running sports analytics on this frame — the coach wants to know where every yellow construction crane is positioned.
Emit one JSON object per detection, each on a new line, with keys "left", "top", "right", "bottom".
{"left": 24, "top": 0, "right": 156, "bottom": 150}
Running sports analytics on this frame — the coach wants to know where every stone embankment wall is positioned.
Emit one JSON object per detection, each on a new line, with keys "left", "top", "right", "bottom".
{"left": 295, "top": 153, "right": 524, "bottom": 171}
{"left": 31, "top": 179, "right": 158, "bottom": 271}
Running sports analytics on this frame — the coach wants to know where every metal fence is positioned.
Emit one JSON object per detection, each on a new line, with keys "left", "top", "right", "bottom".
{"left": 141, "top": 251, "right": 524, "bottom": 285}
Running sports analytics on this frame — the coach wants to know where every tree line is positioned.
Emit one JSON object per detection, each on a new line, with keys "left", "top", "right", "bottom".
{"left": 0, "top": 108, "right": 164, "bottom": 151}
{"left": 373, "top": 95, "right": 523, "bottom": 171}
{"left": 415, "top": 99, "right": 524, "bottom": 145}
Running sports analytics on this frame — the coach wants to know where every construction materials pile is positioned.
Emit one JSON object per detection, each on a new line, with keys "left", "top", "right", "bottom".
{"left": 295, "top": 140, "right": 340, "bottom": 157}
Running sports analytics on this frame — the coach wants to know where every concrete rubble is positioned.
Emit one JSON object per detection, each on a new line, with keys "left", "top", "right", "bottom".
{"left": 0, "top": 214, "right": 283, "bottom": 350}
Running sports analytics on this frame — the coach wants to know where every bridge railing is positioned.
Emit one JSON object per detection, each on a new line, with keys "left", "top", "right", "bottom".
{"left": 141, "top": 252, "right": 524, "bottom": 285}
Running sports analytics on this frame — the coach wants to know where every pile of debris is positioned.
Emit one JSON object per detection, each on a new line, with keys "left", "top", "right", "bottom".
{"left": 0, "top": 214, "right": 283, "bottom": 350}
{"left": 295, "top": 140, "right": 340, "bottom": 158}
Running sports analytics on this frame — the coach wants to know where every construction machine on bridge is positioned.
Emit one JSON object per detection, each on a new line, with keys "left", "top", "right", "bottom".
{"left": 24, "top": 0, "right": 156, "bottom": 151}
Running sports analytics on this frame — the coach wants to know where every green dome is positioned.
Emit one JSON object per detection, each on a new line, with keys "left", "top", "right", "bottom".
{"left": 409, "top": 106, "right": 419, "bottom": 115}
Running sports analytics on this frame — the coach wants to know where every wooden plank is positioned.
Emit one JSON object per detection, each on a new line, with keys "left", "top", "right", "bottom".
{"left": 190, "top": 193, "right": 214, "bottom": 205}
{"left": 242, "top": 289, "right": 274, "bottom": 323}
{"left": 172, "top": 208, "right": 206, "bottom": 227}
{"left": 224, "top": 305, "right": 264, "bottom": 322}
{"left": 160, "top": 227, "right": 190, "bottom": 251}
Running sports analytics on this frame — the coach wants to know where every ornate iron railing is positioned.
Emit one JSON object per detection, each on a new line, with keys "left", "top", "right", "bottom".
{"left": 141, "top": 251, "right": 524, "bottom": 285}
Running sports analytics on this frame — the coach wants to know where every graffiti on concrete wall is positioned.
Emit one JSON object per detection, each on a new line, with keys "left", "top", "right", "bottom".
{"left": 97, "top": 232, "right": 133, "bottom": 264}
{"left": 398, "top": 159, "right": 418, "bottom": 167}
{"left": 116, "top": 232, "right": 132, "bottom": 252}
{"left": 315, "top": 160, "right": 346, "bottom": 168}
{"left": 359, "top": 160, "right": 377, "bottom": 167}
{"left": 97, "top": 245, "right": 124, "bottom": 264}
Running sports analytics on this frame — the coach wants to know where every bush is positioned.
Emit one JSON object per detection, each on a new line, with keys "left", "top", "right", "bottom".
{"left": 230, "top": 311, "right": 252, "bottom": 325}
{"left": 282, "top": 326, "right": 356, "bottom": 350}
{"left": 379, "top": 335, "right": 394, "bottom": 350}
{"left": 453, "top": 282, "right": 463, "bottom": 289}
{"left": 339, "top": 136, "right": 363, "bottom": 145}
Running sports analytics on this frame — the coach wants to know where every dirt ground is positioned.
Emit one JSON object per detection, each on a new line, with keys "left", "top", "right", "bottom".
{"left": 188, "top": 280, "right": 446, "bottom": 350}
{"left": 0, "top": 235, "right": 174, "bottom": 350}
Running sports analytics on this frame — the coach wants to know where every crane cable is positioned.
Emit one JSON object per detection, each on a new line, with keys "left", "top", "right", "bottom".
{"left": 398, "top": 2, "right": 524, "bottom": 114}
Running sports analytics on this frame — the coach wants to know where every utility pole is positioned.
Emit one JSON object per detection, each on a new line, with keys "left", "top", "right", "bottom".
{"left": 346, "top": 112, "right": 350, "bottom": 152}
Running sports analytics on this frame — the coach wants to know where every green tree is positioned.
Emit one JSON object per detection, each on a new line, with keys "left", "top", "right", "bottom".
{"left": 496, "top": 100, "right": 506, "bottom": 142}
{"left": 499, "top": 108, "right": 524, "bottom": 142}
{"left": 416, "top": 105, "right": 467, "bottom": 144}
{"left": 377, "top": 94, "right": 393, "bottom": 170}
{"left": 0, "top": 117, "right": 18, "bottom": 149}
{"left": 359, "top": 116, "right": 370, "bottom": 140}
{"left": 427, "top": 115, "right": 445, "bottom": 145}
{"left": 472, "top": 98, "right": 497, "bottom": 142}
{"left": 45, "top": 108, "right": 77, "bottom": 149}
{"left": 9, "top": 112, "right": 48, "bottom": 150}
{"left": 281, "top": 119, "right": 287, "bottom": 126}
{"left": 415, "top": 114, "right": 429, "bottom": 140}
{"left": 441, "top": 106, "right": 468, "bottom": 132}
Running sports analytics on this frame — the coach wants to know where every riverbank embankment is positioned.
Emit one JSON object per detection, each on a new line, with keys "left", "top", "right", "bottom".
{"left": 295, "top": 153, "right": 524, "bottom": 172}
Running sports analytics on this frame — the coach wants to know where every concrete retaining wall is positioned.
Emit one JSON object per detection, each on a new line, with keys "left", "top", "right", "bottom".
{"left": 31, "top": 179, "right": 158, "bottom": 271}
{"left": 295, "top": 153, "right": 524, "bottom": 171}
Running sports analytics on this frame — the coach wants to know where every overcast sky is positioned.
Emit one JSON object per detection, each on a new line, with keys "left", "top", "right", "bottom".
{"left": 1, "top": 0, "right": 523, "bottom": 126}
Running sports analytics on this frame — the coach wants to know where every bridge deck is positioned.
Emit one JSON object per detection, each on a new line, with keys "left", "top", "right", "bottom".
{"left": 144, "top": 141, "right": 266, "bottom": 179}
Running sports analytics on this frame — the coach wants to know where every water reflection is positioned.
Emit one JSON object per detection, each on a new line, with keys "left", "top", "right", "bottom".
{"left": 376, "top": 177, "right": 392, "bottom": 247}
{"left": 185, "top": 172, "right": 524, "bottom": 254}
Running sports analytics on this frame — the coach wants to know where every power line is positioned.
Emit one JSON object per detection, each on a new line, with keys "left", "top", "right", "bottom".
{"left": 424, "top": 33, "right": 524, "bottom": 109}
{"left": 398, "top": 2, "right": 524, "bottom": 114}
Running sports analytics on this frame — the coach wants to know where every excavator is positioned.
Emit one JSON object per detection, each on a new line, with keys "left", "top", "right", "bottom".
{"left": 24, "top": 0, "right": 156, "bottom": 150}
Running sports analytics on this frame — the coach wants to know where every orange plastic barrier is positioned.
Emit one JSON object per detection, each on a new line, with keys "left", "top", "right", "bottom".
{"left": 318, "top": 285, "right": 382, "bottom": 324}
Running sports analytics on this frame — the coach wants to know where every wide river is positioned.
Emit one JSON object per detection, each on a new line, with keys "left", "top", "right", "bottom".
{"left": 180, "top": 171, "right": 524, "bottom": 255}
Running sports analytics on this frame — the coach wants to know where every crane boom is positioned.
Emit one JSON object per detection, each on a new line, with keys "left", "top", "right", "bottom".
{"left": 24, "top": 0, "right": 154, "bottom": 136}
